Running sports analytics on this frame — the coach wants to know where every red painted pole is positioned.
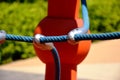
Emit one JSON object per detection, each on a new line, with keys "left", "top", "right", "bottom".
{"left": 48, "top": 0, "right": 80, "bottom": 18}
{"left": 34, "top": 0, "right": 91, "bottom": 80}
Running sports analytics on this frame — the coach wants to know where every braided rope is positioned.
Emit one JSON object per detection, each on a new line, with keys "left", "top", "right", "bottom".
{"left": 75, "top": 32, "right": 120, "bottom": 41}
{"left": 6, "top": 32, "right": 120, "bottom": 43}
{"left": 6, "top": 34, "right": 33, "bottom": 43}
{"left": 51, "top": 47, "right": 61, "bottom": 80}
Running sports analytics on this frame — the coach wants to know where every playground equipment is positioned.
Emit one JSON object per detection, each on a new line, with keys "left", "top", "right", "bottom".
{"left": 34, "top": 0, "right": 91, "bottom": 80}
{"left": 0, "top": 0, "right": 120, "bottom": 80}
{"left": 1, "top": 32, "right": 120, "bottom": 80}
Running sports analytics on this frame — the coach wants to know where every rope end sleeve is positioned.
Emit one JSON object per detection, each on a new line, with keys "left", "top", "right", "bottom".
{"left": 0, "top": 30, "right": 6, "bottom": 44}
{"left": 33, "top": 34, "right": 55, "bottom": 50}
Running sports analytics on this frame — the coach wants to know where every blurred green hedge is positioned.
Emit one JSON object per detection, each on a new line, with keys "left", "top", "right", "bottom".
{"left": 0, "top": 1, "right": 47, "bottom": 64}
{"left": 87, "top": 0, "right": 120, "bottom": 33}
{"left": 0, "top": 0, "right": 120, "bottom": 64}
{"left": 0, "top": 0, "right": 38, "bottom": 3}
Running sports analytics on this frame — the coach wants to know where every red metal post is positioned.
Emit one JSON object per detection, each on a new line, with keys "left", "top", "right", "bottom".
{"left": 34, "top": 0, "right": 91, "bottom": 80}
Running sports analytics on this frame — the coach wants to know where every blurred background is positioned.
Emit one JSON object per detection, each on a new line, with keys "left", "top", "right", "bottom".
{"left": 0, "top": 0, "right": 120, "bottom": 64}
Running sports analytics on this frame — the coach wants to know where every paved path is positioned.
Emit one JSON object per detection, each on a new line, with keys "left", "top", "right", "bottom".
{"left": 0, "top": 40, "right": 120, "bottom": 80}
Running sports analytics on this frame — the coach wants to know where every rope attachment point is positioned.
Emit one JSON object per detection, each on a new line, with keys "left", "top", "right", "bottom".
{"left": 68, "top": 28, "right": 86, "bottom": 41}
{"left": 67, "top": 27, "right": 88, "bottom": 45}
{"left": 0, "top": 30, "right": 6, "bottom": 44}
{"left": 34, "top": 34, "right": 55, "bottom": 50}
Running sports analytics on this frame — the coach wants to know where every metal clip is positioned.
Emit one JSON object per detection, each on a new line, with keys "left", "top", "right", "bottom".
{"left": 0, "top": 30, "right": 6, "bottom": 43}
{"left": 34, "top": 34, "right": 54, "bottom": 50}
{"left": 68, "top": 28, "right": 85, "bottom": 41}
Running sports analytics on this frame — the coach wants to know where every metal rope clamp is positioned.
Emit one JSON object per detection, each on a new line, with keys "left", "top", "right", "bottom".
{"left": 0, "top": 30, "right": 6, "bottom": 44}
{"left": 68, "top": 27, "right": 87, "bottom": 45}
{"left": 34, "top": 34, "right": 54, "bottom": 50}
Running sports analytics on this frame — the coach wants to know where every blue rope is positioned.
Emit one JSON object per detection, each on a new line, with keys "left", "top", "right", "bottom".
{"left": 39, "top": 32, "right": 120, "bottom": 43}
{"left": 51, "top": 47, "right": 61, "bottom": 80}
{"left": 6, "top": 32, "right": 120, "bottom": 43}
{"left": 6, "top": 34, "right": 33, "bottom": 43}
{"left": 80, "top": 0, "right": 90, "bottom": 33}
{"left": 75, "top": 32, "right": 120, "bottom": 41}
